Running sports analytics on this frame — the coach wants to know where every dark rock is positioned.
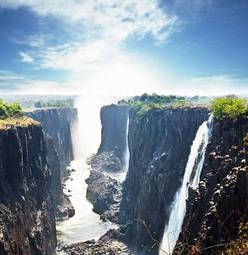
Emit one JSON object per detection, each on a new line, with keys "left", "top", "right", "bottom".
{"left": 86, "top": 168, "right": 122, "bottom": 223}
{"left": 26, "top": 108, "right": 77, "bottom": 220}
{"left": 26, "top": 108, "right": 77, "bottom": 175}
{"left": 57, "top": 229, "right": 133, "bottom": 255}
{"left": 120, "top": 107, "right": 209, "bottom": 254}
{"left": 98, "top": 104, "right": 129, "bottom": 166}
{"left": 176, "top": 116, "right": 248, "bottom": 254}
{"left": 0, "top": 124, "right": 56, "bottom": 255}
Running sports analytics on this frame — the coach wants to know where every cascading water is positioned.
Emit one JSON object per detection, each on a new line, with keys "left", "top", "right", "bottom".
{"left": 112, "top": 113, "right": 130, "bottom": 182}
{"left": 159, "top": 115, "right": 213, "bottom": 255}
{"left": 124, "top": 114, "right": 130, "bottom": 173}
{"left": 56, "top": 95, "right": 115, "bottom": 245}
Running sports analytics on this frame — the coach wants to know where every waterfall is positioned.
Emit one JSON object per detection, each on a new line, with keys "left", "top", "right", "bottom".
{"left": 56, "top": 95, "right": 115, "bottom": 244}
{"left": 112, "top": 113, "right": 130, "bottom": 182}
{"left": 123, "top": 114, "right": 130, "bottom": 173}
{"left": 159, "top": 115, "right": 213, "bottom": 255}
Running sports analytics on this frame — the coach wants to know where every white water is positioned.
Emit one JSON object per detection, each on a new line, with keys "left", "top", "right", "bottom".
{"left": 160, "top": 115, "right": 213, "bottom": 255}
{"left": 56, "top": 96, "right": 116, "bottom": 245}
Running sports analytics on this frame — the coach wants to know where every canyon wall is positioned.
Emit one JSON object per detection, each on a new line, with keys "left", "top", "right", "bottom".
{"left": 27, "top": 108, "right": 77, "bottom": 219}
{"left": 0, "top": 123, "right": 56, "bottom": 255}
{"left": 175, "top": 115, "right": 248, "bottom": 254}
{"left": 98, "top": 104, "right": 129, "bottom": 165}
{"left": 86, "top": 104, "right": 129, "bottom": 223}
{"left": 120, "top": 107, "right": 209, "bottom": 255}
{"left": 27, "top": 108, "right": 77, "bottom": 174}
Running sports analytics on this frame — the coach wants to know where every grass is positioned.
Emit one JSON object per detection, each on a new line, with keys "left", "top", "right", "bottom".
{"left": 0, "top": 116, "right": 39, "bottom": 129}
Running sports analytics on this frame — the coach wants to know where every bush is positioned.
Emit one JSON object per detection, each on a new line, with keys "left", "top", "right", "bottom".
{"left": 0, "top": 99, "right": 23, "bottom": 119}
{"left": 211, "top": 96, "right": 247, "bottom": 119}
{"left": 34, "top": 99, "right": 74, "bottom": 108}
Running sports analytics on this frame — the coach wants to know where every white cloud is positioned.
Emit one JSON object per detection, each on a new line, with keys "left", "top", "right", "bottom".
{"left": 2, "top": 1, "right": 244, "bottom": 97}
{"left": 1, "top": 0, "right": 178, "bottom": 72}
{"left": 19, "top": 51, "right": 34, "bottom": 63}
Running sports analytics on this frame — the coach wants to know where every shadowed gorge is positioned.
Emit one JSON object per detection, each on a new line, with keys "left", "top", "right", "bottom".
{"left": 120, "top": 107, "right": 209, "bottom": 254}
{"left": 0, "top": 2, "right": 247, "bottom": 253}
{"left": 0, "top": 96, "right": 248, "bottom": 255}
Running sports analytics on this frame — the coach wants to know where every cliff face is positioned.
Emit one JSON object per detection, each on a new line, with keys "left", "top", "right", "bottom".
{"left": 120, "top": 107, "right": 209, "bottom": 254}
{"left": 175, "top": 116, "right": 248, "bottom": 254}
{"left": 86, "top": 105, "right": 129, "bottom": 223}
{"left": 0, "top": 124, "right": 56, "bottom": 255}
{"left": 98, "top": 104, "right": 129, "bottom": 165}
{"left": 27, "top": 108, "right": 77, "bottom": 219}
{"left": 27, "top": 108, "right": 77, "bottom": 174}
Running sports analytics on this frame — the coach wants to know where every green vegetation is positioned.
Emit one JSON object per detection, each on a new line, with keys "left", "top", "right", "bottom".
{"left": 211, "top": 96, "right": 247, "bottom": 119}
{"left": 118, "top": 93, "right": 196, "bottom": 121}
{"left": 34, "top": 99, "right": 74, "bottom": 108}
{"left": 129, "top": 93, "right": 186, "bottom": 105}
{"left": 0, "top": 99, "right": 23, "bottom": 119}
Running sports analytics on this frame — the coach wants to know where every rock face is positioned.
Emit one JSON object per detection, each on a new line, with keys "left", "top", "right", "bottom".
{"left": 120, "top": 107, "right": 209, "bottom": 255}
{"left": 86, "top": 163, "right": 122, "bottom": 223}
{"left": 44, "top": 134, "right": 75, "bottom": 220}
{"left": 27, "top": 108, "right": 77, "bottom": 174}
{"left": 86, "top": 105, "right": 129, "bottom": 223}
{"left": 98, "top": 104, "right": 129, "bottom": 165}
{"left": 27, "top": 108, "right": 77, "bottom": 220}
{"left": 0, "top": 124, "right": 56, "bottom": 255}
{"left": 175, "top": 116, "right": 248, "bottom": 254}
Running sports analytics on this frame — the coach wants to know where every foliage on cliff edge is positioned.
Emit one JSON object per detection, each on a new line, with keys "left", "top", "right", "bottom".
{"left": 0, "top": 99, "right": 23, "bottom": 119}
{"left": 211, "top": 96, "right": 247, "bottom": 119}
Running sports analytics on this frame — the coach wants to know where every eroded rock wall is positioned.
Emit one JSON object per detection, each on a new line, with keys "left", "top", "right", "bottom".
{"left": 120, "top": 107, "right": 209, "bottom": 254}
{"left": 27, "top": 108, "right": 77, "bottom": 174}
{"left": 98, "top": 104, "right": 129, "bottom": 166}
{"left": 175, "top": 116, "right": 248, "bottom": 254}
{"left": 0, "top": 124, "right": 56, "bottom": 255}
{"left": 86, "top": 105, "right": 129, "bottom": 222}
{"left": 27, "top": 108, "right": 77, "bottom": 219}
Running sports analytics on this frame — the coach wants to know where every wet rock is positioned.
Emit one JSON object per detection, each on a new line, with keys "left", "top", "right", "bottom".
{"left": 57, "top": 229, "right": 133, "bottom": 255}
{"left": 86, "top": 168, "right": 122, "bottom": 223}
{"left": 176, "top": 115, "right": 248, "bottom": 254}
{"left": 120, "top": 107, "right": 209, "bottom": 254}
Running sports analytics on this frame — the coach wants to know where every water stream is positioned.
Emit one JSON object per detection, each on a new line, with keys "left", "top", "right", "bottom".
{"left": 160, "top": 115, "right": 213, "bottom": 254}
{"left": 56, "top": 98, "right": 130, "bottom": 246}
{"left": 56, "top": 160, "right": 114, "bottom": 244}
{"left": 56, "top": 97, "right": 116, "bottom": 245}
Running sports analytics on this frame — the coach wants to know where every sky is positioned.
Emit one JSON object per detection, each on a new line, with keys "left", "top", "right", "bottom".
{"left": 0, "top": 0, "right": 247, "bottom": 96}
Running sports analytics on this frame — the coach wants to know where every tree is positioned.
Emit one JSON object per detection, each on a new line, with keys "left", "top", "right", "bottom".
{"left": 211, "top": 97, "right": 247, "bottom": 119}
{"left": 0, "top": 99, "right": 23, "bottom": 119}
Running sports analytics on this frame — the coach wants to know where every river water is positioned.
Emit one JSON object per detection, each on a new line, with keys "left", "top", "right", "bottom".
{"left": 56, "top": 159, "right": 114, "bottom": 244}
{"left": 56, "top": 98, "right": 130, "bottom": 246}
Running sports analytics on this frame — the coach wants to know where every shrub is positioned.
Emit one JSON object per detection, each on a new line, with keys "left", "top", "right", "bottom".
{"left": 34, "top": 99, "right": 74, "bottom": 108}
{"left": 211, "top": 96, "right": 247, "bottom": 119}
{"left": 0, "top": 99, "right": 23, "bottom": 119}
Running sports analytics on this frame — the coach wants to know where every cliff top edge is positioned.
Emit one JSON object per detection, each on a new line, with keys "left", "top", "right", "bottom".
{"left": 0, "top": 116, "right": 39, "bottom": 130}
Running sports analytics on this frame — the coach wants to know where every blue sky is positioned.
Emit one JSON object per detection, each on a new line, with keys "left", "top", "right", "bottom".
{"left": 0, "top": 0, "right": 247, "bottom": 95}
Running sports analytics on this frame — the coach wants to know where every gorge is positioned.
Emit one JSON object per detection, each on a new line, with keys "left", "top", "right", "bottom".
{"left": 0, "top": 96, "right": 247, "bottom": 255}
